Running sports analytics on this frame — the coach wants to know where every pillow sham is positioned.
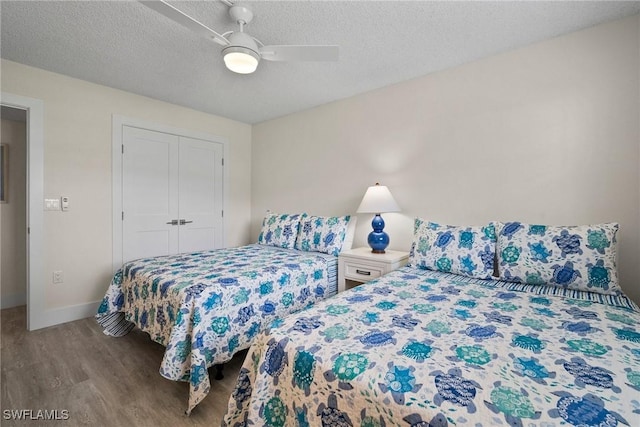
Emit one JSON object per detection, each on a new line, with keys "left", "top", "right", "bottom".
{"left": 409, "top": 218, "right": 496, "bottom": 279}
{"left": 257, "top": 213, "right": 302, "bottom": 249}
{"left": 295, "top": 214, "right": 352, "bottom": 256}
{"left": 342, "top": 216, "right": 358, "bottom": 252}
{"left": 495, "top": 221, "right": 620, "bottom": 295}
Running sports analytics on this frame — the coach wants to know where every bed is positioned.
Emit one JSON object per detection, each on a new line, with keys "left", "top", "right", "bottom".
{"left": 96, "top": 213, "right": 354, "bottom": 414}
{"left": 223, "top": 219, "right": 640, "bottom": 426}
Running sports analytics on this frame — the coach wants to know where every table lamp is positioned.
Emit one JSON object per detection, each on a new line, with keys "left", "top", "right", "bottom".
{"left": 356, "top": 183, "right": 400, "bottom": 253}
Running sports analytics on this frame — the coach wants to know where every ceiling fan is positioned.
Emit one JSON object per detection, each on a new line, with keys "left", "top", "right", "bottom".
{"left": 140, "top": 1, "right": 339, "bottom": 74}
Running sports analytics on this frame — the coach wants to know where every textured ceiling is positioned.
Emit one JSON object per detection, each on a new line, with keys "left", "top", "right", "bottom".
{"left": 2, "top": 1, "right": 639, "bottom": 124}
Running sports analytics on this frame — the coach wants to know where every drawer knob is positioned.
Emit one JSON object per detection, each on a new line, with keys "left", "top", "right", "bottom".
{"left": 356, "top": 269, "right": 371, "bottom": 276}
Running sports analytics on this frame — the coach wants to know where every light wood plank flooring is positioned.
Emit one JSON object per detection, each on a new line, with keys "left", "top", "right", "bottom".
{"left": 1, "top": 306, "right": 245, "bottom": 426}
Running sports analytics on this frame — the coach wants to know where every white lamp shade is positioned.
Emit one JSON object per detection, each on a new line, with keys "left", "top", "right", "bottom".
{"left": 223, "top": 33, "right": 260, "bottom": 74}
{"left": 356, "top": 183, "right": 400, "bottom": 214}
{"left": 223, "top": 49, "right": 259, "bottom": 74}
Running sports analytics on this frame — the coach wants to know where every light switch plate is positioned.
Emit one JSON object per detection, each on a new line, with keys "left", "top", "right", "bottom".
{"left": 44, "top": 198, "right": 60, "bottom": 211}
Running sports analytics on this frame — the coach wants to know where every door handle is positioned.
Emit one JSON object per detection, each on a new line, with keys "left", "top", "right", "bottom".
{"left": 179, "top": 219, "right": 193, "bottom": 225}
{"left": 166, "top": 219, "right": 179, "bottom": 225}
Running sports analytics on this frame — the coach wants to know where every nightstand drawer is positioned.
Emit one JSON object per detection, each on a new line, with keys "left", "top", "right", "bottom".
{"left": 338, "top": 247, "right": 410, "bottom": 292}
{"left": 343, "top": 263, "right": 384, "bottom": 281}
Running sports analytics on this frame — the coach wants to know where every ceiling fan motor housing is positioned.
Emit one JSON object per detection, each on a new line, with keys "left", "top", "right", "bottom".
{"left": 224, "top": 32, "right": 260, "bottom": 56}
{"left": 229, "top": 6, "right": 254, "bottom": 26}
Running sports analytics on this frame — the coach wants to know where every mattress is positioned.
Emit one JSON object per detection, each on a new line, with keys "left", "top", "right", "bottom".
{"left": 96, "top": 244, "right": 338, "bottom": 414}
{"left": 223, "top": 266, "right": 640, "bottom": 426}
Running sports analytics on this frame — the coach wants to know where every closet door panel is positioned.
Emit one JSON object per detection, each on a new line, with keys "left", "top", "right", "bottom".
{"left": 178, "top": 136, "right": 223, "bottom": 253}
{"left": 122, "top": 126, "right": 179, "bottom": 262}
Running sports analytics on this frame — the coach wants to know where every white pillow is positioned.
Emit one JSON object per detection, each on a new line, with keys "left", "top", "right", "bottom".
{"left": 342, "top": 216, "right": 358, "bottom": 252}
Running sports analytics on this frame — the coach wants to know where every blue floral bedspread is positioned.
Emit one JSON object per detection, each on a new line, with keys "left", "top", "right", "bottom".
{"left": 223, "top": 266, "right": 640, "bottom": 426}
{"left": 96, "top": 244, "right": 337, "bottom": 414}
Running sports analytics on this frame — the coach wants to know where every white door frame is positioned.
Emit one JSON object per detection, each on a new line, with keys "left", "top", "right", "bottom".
{"left": 112, "top": 115, "right": 229, "bottom": 273}
{"left": 1, "top": 92, "right": 45, "bottom": 331}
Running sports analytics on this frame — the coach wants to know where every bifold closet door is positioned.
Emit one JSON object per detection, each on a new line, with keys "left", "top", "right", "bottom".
{"left": 122, "top": 126, "right": 180, "bottom": 262}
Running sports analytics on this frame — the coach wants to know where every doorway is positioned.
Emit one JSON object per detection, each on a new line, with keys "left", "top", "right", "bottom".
{"left": 0, "top": 106, "right": 27, "bottom": 310}
{"left": 1, "top": 92, "right": 44, "bottom": 331}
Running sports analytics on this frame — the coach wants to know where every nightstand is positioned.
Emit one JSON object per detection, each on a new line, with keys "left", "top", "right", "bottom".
{"left": 338, "top": 247, "right": 410, "bottom": 292}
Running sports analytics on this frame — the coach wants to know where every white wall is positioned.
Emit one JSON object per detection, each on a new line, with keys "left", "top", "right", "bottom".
{"left": 0, "top": 118, "right": 27, "bottom": 308}
{"left": 1, "top": 14, "right": 638, "bottom": 322}
{"left": 252, "top": 15, "right": 640, "bottom": 304}
{"left": 0, "top": 60, "right": 252, "bottom": 315}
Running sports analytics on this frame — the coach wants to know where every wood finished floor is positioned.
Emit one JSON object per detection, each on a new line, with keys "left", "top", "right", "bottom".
{"left": 1, "top": 306, "right": 245, "bottom": 426}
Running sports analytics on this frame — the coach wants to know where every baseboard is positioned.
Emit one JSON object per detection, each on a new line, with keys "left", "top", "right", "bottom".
{"left": 30, "top": 301, "right": 101, "bottom": 331}
{"left": 0, "top": 292, "right": 27, "bottom": 309}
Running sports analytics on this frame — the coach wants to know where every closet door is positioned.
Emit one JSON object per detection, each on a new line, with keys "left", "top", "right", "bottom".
{"left": 177, "top": 136, "right": 224, "bottom": 253}
{"left": 122, "top": 126, "right": 179, "bottom": 262}
{"left": 120, "top": 126, "right": 224, "bottom": 264}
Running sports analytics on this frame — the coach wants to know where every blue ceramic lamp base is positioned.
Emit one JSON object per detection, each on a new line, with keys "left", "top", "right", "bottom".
{"left": 368, "top": 213, "right": 389, "bottom": 253}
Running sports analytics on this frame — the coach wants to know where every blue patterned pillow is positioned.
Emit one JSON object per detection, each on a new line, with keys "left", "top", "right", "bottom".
{"left": 495, "top": 222, "right": 620, "bottom": 295}
{"left": 295, "top": 214, "right": 351, "bottom": 256}
{"left": 257, "top": 213, "right": 302, "bottom": 249}
{"left": 408, "top": 218, "right": 496, "bottom": 279}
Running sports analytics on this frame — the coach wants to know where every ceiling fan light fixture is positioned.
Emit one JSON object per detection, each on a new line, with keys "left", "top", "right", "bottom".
{"left": 141, "top": 2, "right": 339, "bottom": 75}
{"left": 223, "top": 46, "right": 260, "bottom": 74}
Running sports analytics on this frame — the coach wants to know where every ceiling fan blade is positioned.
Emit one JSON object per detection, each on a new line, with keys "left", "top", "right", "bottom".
{"left": 140, "top": 1, "right": 229, "bottom": 46}
{"left": 259, "top": 45, "right": 339, "bottom": 62}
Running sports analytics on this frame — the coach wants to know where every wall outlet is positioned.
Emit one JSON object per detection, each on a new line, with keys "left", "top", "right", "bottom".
{"left": 53, "top": 271, "right": 63, "bottom": 284}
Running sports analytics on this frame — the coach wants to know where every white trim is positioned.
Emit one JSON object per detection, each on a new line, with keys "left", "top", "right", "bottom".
{"left": 37, "top": 301, "right": 102, "bottom": 330}
{"left": 1, "top": 92, "right": 45, "bottom": 330}
{"left": 0, "top": 292, "right": 26, "bottom": 309}
{"left": 111, "top": 115, "right": 229, "bottom": 274}
{"left": 112, "top": 117, "right": 123, "bottom": 274}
